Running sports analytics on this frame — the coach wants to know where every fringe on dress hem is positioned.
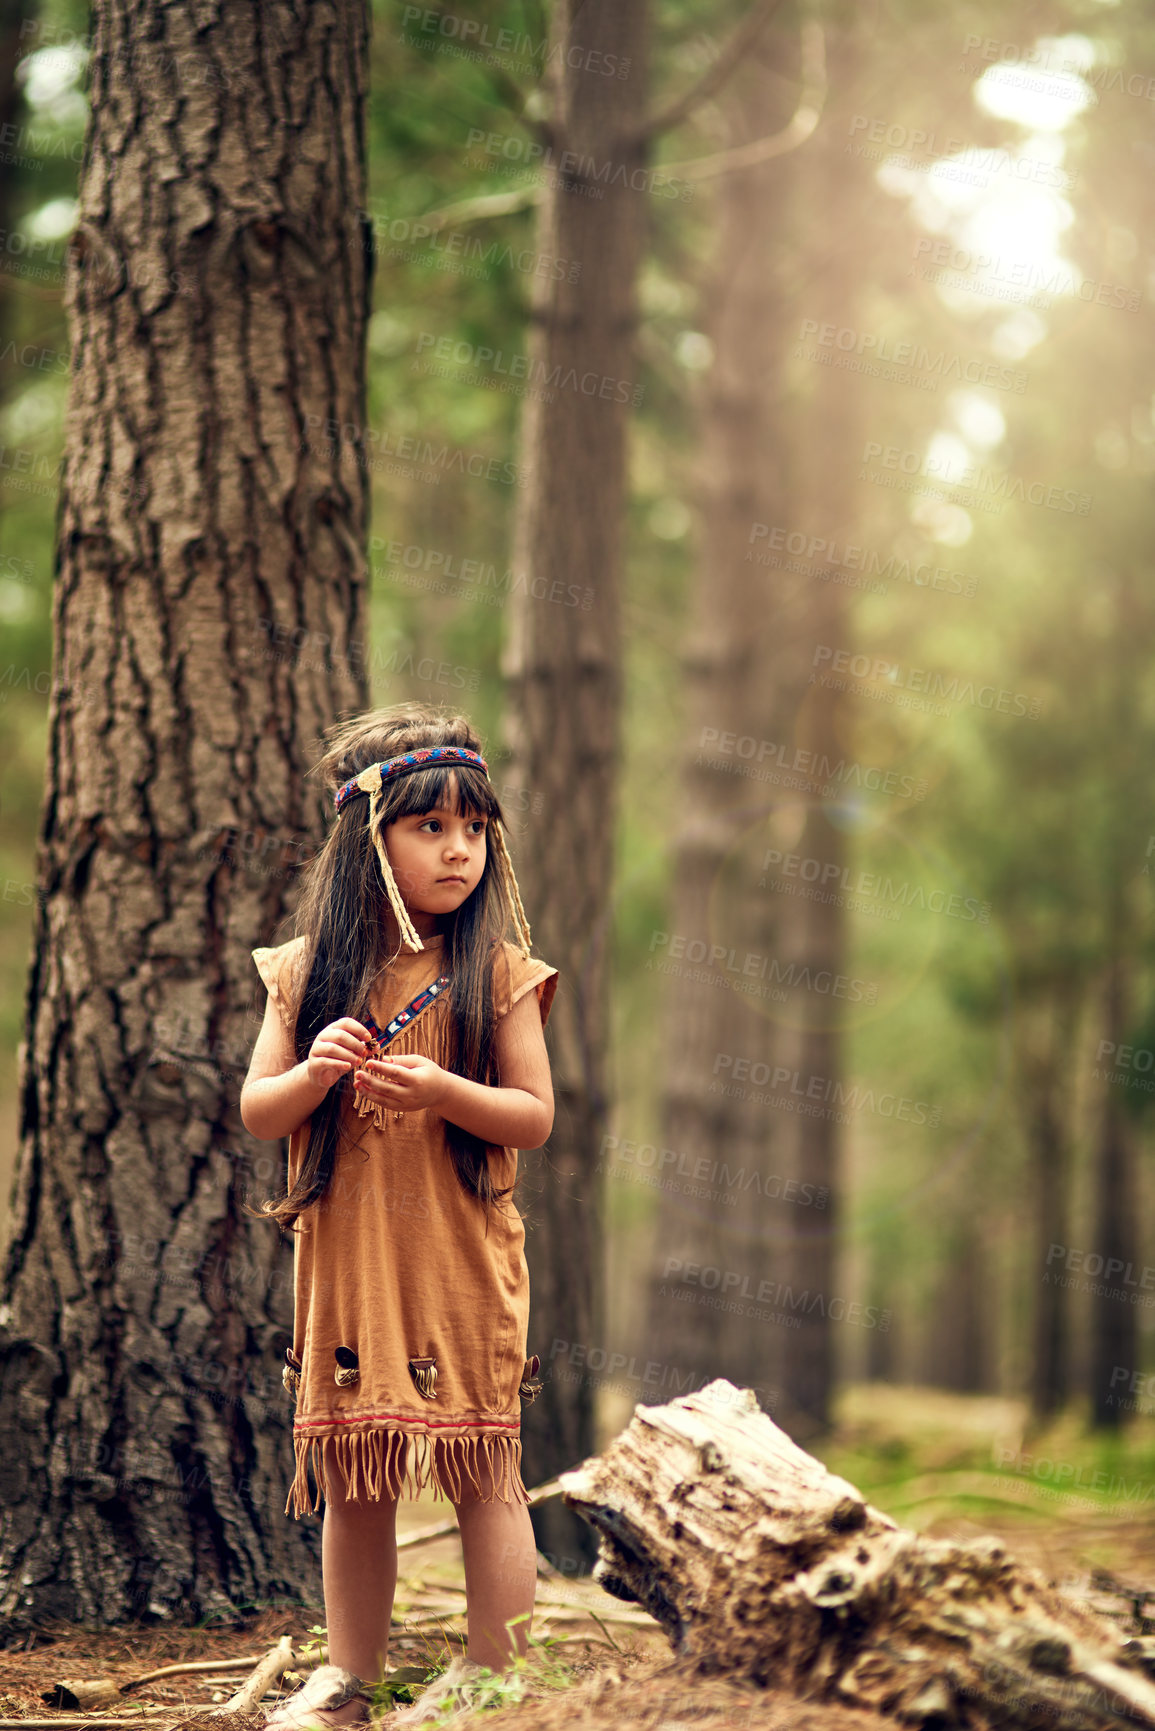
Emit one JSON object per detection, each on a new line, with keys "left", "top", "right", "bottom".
{"left": 285, "top": 1423, "right": 527, "bottom": 1517}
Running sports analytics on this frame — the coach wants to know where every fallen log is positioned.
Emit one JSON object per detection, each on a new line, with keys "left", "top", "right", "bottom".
{"left": 40, "top": 1681, "right": 123, "bottom": 1712}
{"left": 558, "top": 1379, "right": 1155, "bottom": 1730}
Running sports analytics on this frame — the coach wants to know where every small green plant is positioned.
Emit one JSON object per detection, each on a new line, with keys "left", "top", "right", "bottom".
{"left": 516, "top": 1623, "right": 578, "bottom": 1696}
{"left": 416, "top": 1619, "right": 577, "bottom": 1725}
{"left": 370, "top": 1664, "right": 436, "bottom": 1711}
{"left": 301, "top": 1623, "right": 329, "bottom": 1667}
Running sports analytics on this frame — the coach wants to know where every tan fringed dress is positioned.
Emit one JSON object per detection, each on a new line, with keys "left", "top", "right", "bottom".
{"left": 250, "top": 932, "right": 559, "bottom": 1517}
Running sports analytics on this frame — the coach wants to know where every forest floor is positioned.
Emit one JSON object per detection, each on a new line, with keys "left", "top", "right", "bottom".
{"left": 2, "top": 1386, "right": 1153, "bottom": 1730}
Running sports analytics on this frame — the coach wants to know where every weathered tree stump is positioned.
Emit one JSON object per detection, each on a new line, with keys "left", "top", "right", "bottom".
{"left": 559, "top": 1380, "right": 1155, "bottom": 1729}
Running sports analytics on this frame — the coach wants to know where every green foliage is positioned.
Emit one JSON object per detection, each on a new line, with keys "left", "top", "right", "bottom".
{"left": 399, "top": 1619, "right": 576, "bottom": 1725}
{"left": 302, "top": 1625, "right": 329, "bottom": 1668}
{"left": 818, "top": 1385, "right": 1155, "bottom": 1546}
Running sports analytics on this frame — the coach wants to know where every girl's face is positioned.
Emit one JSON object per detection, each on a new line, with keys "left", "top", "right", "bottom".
{"left": 382, "top": 775, "right": 488, "bottom": 927}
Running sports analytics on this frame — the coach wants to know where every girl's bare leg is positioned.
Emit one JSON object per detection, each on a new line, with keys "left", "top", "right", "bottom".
{"left": 453, "top": 1492, "right": 536, "bottom": 1671}
{"left": 320, "top": 1480, "right": 400, "bottom": 1710}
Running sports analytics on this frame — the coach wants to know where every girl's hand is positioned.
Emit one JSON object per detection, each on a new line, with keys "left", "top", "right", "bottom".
{"left": 354, "top": 1051, "right": 449, "bottom": 1114}
{"left": 306, "top": 1018, "right": 373, "bottom": 1092}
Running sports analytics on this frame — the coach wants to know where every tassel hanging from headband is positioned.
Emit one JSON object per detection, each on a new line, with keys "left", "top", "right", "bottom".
{"left": 486, "top": 818, "right": 534, "bottom": 958}
{"left": 354, "top": 762, "right": 427, "bottom": 953}
{"left": 337, "top": 748, "right": 534, "bottom": 957}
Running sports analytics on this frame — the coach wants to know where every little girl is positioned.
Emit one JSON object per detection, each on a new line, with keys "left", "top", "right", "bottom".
{"left": 240, "top": 704, "right": 558, "bottom": 1727}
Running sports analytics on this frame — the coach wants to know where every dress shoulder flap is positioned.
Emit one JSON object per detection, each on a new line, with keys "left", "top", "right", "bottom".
{"left": 494, "top": 940, "right": 560, "bottom": 1028}
{"left": 251, "top": 934, "right": 308, "bottom": 1031}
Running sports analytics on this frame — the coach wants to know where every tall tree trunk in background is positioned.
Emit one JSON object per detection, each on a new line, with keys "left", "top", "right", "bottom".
{"left": 0, "top": 0, "right": 373, "bottom": 1624}
{"left": 923, "top": 1230, "right": 988, "bottom": 1391}
{"left": 645, "top": 22, "right": 872, "bottom": 1439}
{"left": 0, "top": 0, "right": 30, "bottom": 635}
{"left": 503, "top": 0, "right": 649, "bottom": 1567}
{"left": 1024, "top": 998, "right": 1079, "bottom": 1419}
{"left": 1090, "top": 951, "right": 1137, "bottom": 1425}
{"left": 777, "top": 25, "right": 879, "bottom": 1431}
{"left": 1030, "top": 1090, "right": 1070, "bottom": 1415}
{"left": 1089, "top": 571, "right": 1143, "bottom": 1429}
{"left": 643, "top": 25, "right": 820, "bottom": 1433}
{"left": 772, "top": 607, "right": 847, "bottom": 1428}
{"left": 0, "top": 0, "right": 24, "bottom": 378}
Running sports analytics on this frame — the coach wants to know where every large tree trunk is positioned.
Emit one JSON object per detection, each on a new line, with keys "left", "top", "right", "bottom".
{"left": 561, "top": 1380, "right": 1155, "bottom": 1729}
{"left": 0, "top": 0, "right": 373, "bottom": 1624}
{"left": 503, "top": 0, "right": 649, "bottom": 1569}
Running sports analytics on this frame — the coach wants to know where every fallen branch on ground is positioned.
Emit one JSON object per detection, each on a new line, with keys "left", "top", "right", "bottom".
{"left": 211, "top": 1636, "right": 295, "bottom": 1717}
{"left": 43, "top": 1652, "right": 298, "bottom": 1710}
{"left": 38, "top": 1637, "right": 302, "bottom": 1725}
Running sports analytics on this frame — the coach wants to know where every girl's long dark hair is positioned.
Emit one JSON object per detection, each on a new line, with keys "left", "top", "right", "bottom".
{"left": 256, "top": 703, "right": 523, "bottom": 1233}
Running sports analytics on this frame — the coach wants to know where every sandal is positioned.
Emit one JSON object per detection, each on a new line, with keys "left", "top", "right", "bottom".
{"left": 265, "top": 1666, "right": 372, "bottom": 1731}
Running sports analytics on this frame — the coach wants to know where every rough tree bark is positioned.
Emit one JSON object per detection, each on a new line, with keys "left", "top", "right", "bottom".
{"left": 0, "top": 0, "right": 373, "bottom": 1623}
{"left": 502, "top": 0, "right": 649, "bottom": 1568}
{"left": 561, "top": 1380, "right": 1155, "bottom": 1730}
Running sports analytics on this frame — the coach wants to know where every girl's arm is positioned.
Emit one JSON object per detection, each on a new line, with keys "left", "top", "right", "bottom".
{"left": 439, "top": 985, "right": 554, "bottom": 1147}
{"left": 240, "top": 991, "right": 370, "bottom": 1141}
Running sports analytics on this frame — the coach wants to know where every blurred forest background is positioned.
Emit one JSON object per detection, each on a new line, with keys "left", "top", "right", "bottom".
{"left": 2, "top": 0, "right": 1155, "bottom": 1615}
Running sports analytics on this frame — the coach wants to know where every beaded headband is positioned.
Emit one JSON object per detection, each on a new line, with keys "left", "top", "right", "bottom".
{"left": 334, "top": 744, "right": 489, "bottom": 812}
{"left": 333, "top": 744, "right": 532, "bottom": 957}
